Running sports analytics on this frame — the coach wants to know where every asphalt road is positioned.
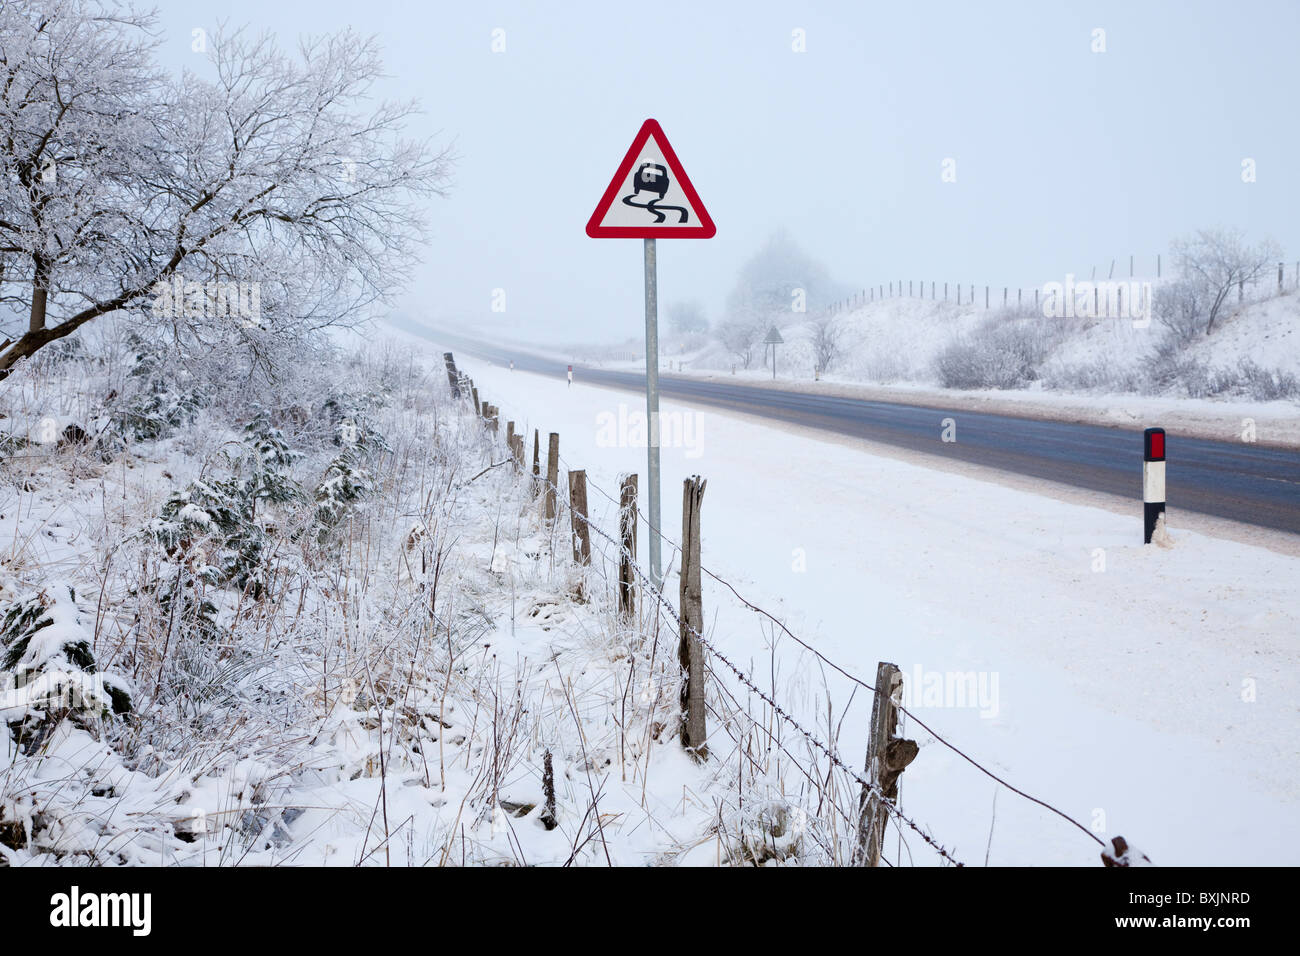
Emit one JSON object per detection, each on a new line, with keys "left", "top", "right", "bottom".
{"left": 412, "top": 326, "right": 1300, "bottom": 536}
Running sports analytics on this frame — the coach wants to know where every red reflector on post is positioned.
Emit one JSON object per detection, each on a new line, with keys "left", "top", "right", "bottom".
{"left": 1144, "top": 427, "right": 1166, "bottom": 462}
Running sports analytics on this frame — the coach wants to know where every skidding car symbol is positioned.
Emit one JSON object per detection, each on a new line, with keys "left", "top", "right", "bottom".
{"left": 622, "top": 162, "right": 688, "bottom": 223}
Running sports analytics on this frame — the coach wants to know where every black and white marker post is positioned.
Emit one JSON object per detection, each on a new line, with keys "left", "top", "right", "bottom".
{"left": 1143, "top": 427, "right": 1166, "bottom": 543}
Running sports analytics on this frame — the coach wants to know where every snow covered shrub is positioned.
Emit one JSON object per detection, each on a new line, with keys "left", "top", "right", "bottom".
{"left": 236, "top": 408, "right": 303, "bottom": 510}
{"left": 715, "top": 798, "right": 827, "bottom": 866}
{"left": 0, "top": 583, "right": 132, "bottom": 752}
{"left": 318, "top": 391, "right": 391, "bottom": 454}
{"left": 1042, "top": 360, "right": 1142, "bottom": 393}
{"left": 1230, "top": 359, "right": 1299, "bottom": 402}
{"left": 1140, "top": 338, "right": 1235, "bottom": 398}
{"left": 311, "top": 452, "right": 375, "bottom": 544}
{"left": 150, "top": 478, "right": 269, "bottom": 594}
{"left": 108, "top": 334, "right": 206, "bottom": 443}
{"left": 934, "top": 313, "right": 1067, "bottom": 390}
{"left": 149, "top": 410, "right": 307, "bottom": 593}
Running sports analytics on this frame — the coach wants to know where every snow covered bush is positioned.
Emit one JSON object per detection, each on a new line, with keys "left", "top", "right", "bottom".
{"left": 934, "top": 311, "right": 1070, "bottom": 390}
{"left": 0, "top": 583, "right": 132, "bottom": 753}
{"left": 106, "top": 334, "right": 207, "bottom": 443}
{"left": 150, "top": 478, "right": 269, "bottom": 593}
{"left": 311, "top": 452, "right": 375, "bottom": 544}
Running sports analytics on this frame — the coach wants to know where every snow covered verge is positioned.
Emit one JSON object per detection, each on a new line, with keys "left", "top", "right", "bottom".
{"left": 0, "top": 320, "right": 889, "bottom": 867}
{"left": 433, "top": 349, "right": 1300, "bottom": 866}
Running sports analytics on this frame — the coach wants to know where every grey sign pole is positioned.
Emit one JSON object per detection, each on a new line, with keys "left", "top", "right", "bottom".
{"left": 644, "top": 237, "right": 662, "bottom": 591}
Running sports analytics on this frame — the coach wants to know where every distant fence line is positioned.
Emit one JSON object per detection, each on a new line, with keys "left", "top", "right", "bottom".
{"left": 829, "top": 256, "right": 1300, "bottom": 316}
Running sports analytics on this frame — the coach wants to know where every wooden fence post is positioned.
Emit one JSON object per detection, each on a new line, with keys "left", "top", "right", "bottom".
{"left": 619, "top": 473, "right": 638, "bottom": 620}
{"left": 443, "top": 352, "right": 460, "bottom": 398}
{"left": 544, "top": 432, "right": 560, "bottom": 519}
{"left": 510, "top": 434, "right": 524, "bottom": 471}
{"left": 853, "top": 662, "right": 918, "bottom": 867}
{"left": 679, "top": 476, "right": 708, "bottom": 760}
{"left": 568, "top": 470, "right": 590, "bottom": 566}
{"left": 471, "top": 387, "right": 480, "bottom": 417}
{"left": 531, "top": 429, "right": 541, "bottom": 495}
{"left": 1101, "top": 835, "right": 1152, "bottom": 866}
{"left": 506, "top": 420, "right": 515, "bottom": 449}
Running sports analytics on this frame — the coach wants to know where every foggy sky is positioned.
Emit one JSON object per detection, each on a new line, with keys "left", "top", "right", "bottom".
{"left": 154, "top": 0, "right": 1300, "bottom": 345}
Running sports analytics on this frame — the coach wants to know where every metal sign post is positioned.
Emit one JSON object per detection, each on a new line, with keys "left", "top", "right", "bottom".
{"left": 764, "top": 326, "right": 784, "bottom": 381}
{"left": 643, "top": 237, "right": 662, "bottom": 588}
{"left": 586, "top": 118, "right": 715, "bottom": 593}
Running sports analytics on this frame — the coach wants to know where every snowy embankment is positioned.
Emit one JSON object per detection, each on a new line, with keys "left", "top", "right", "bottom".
{"left": 443, "top": 346, "right": 1300, "bottom": 865}
{"left": 0, "top": 330, "right": 749, "bottom": 866}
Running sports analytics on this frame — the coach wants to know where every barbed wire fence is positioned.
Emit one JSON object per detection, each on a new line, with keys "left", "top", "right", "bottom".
{"left": 445, "top": 351, "right": 1144, "bottom": 868}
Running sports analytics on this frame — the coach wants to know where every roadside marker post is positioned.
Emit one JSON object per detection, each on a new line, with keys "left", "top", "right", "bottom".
{"left": 1143, "top": 427, "right": 1166, "bottom": 544}
{"left": 587, "top": 119, "right": 715, "bottom": 591}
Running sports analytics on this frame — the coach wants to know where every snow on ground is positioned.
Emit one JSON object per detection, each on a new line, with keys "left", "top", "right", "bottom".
{"left": 445, "top": 345, "right": 1300, "bottom": 866}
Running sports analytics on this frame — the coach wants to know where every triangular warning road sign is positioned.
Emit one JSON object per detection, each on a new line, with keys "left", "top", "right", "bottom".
{"left": 586, "top": 119, "right": 715, "bottom": 238}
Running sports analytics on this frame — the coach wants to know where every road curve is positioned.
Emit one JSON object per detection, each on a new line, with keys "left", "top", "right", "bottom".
{"left": 410, "top": 325, "right": 1300, "bottom": 536}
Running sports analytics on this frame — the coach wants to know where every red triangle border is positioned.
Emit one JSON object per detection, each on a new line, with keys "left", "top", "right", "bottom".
{"left": 585, "top": 119, "right": 716, "bottom": 239}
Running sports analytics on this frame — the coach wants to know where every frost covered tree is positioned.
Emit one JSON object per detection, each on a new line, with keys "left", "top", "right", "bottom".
{"left": 724, "top": 231, "right": 838, "bottom": 325}
{"left": 667, "top": 300, "right": 708, "bottom": 335}
{"left": 718, "top": 317, "right": 762, "bottom": 369}
{"left": 0, "top": 1, "right": 452, "bottom": 378}
{"left": 1170, "top": 228, "right": 1283, "bottom": 335}
{"left": 809, "top": 313, "right": 842, "bottom": 372}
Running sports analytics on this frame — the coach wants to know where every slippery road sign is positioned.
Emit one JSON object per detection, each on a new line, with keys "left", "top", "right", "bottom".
{"left": 586, "top": 119, "right": 716, "bottom": 238}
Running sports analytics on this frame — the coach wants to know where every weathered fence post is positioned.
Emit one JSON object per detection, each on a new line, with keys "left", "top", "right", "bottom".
{"left": 618, "top": 473, "right": 638, "bottom": 620}
{"left": 544, "top": 432, "right": 560, "bottom": 519}
{"left": 568, "top": 470, "right": 591, "bottom": 566}
{"left": 853, "top": 662, "right": 918, "bottom": 867}
{"left": 443, "top": 353, "right": 460, "bottom": 398}
{"left": 1101, "top": 835, "right": 1152, "bottom": 866}
{"left": 679, "top": 476, "right": 708, "bottom": 760}
{"left": 531, "top": 429, "right": 540, "bottom": 495}
{"left": 506, "top": 420, "right": 515, "bottom": 449}
{"left": 471, "top": 387, "right": 480, "bottom": 418}
{"left": 510, "top": 434, "right": 524, "bottom": 471}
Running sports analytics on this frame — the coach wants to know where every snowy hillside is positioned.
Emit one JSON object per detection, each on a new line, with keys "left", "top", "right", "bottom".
{"left": 682, "top": 286, "right": 1300, "bottom": 403}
